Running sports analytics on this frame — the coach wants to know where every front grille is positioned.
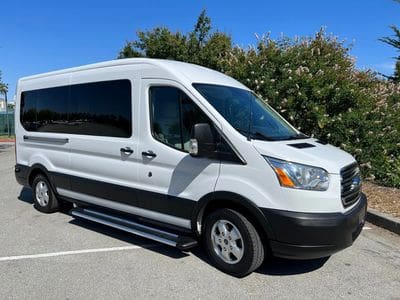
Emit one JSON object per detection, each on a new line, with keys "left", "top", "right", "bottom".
{"left": 340, "top": 162, "right": 362, "bottom": 207}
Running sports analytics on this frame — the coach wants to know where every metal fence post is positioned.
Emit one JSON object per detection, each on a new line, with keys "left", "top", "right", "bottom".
{"left": 5, "top": 91, "right": 9, "bottom": 136}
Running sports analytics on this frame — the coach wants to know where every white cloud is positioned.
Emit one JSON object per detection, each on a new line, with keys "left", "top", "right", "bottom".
{"left": 375, "top": 62, "right": 395, "bottom": 71}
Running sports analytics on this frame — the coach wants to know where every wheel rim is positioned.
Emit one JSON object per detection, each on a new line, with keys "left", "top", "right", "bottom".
{"left": 211, "top": 219, "right": 244, "bottom": 264}
{"left": 35, "top": 180, "right": 49, "bottom": 207}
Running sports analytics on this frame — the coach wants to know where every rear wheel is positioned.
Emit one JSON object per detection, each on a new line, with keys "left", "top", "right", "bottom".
{"left": 204, "top": 208, "right": 265, "bottom": 277}
{"left": 32, "top": 174, "right": 60, "bottom": 213}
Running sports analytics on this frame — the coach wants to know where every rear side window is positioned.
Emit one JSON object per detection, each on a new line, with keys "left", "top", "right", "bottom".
{"left": 150, "top": 86, "right": 209, "bottom": 151}
{"left": 21, "top": 91, "right": 38, "bottom": 131}
{"left": 69, "top": 80, "right": 132, "bottom": 137}
{"left": 20, "top": 79, "right": 132, "bottom": 138}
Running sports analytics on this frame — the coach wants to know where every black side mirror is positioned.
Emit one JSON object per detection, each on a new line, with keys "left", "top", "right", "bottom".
{"left": 189, "top": 123, "right": 216, "bottom": 157}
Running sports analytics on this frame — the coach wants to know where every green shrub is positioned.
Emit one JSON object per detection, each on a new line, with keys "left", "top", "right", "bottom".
{"left": 217, "top": 30, "right": 399, "bottom": 187}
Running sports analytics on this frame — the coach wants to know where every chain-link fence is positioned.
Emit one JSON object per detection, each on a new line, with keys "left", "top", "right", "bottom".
{"left": 0, "top": 111, "right": 15, "bottom": 136}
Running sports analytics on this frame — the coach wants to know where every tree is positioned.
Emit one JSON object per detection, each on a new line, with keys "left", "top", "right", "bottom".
{"left": 0, "top": 71, "right": 7, "bottom": 96}
{"left": 118, "top": 10, "right": 232, "bottom": 70}
{"left": 379, "top": 1, "right": 400, "bottom": 81}
{"left": 380, "top": 26, "right": 400, "bottom": 81}
{"left": 0, "top": 71, "right": 10, "bottom": 136}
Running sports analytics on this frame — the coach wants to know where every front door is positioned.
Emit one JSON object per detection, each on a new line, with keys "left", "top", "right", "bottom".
{"left": 137, "top": 79, "right": 220, "bottom": 229}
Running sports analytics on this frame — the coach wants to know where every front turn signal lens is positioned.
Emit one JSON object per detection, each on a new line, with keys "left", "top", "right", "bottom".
{"left": 274, "top": 167, "right": 296, "bottom": 188}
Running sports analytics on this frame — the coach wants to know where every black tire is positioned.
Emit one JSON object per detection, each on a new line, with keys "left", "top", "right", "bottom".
{"left": 203, "top": 208, "right": 265, "bottom": 277}
{"left": 32, "top": 174, "right": 59, "bottom": 213}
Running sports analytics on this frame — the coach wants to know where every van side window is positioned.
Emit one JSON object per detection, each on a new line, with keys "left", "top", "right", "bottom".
{"left": 38, "top": 86, "right": 69, "bottom": 133}
{"left": 21, "top": 86, "right": 69, "bottom": 133}
{"left": 20, "top": 91, "right": 38, "bottom": 131}
{"left": 150, "top": 86, "right": 209, "bottom": 151}
{"left": 69, "top": 80, "right": 132, "bottom": 137}
{"left": 20, "top": 80, "right": 132, "bottom": 138}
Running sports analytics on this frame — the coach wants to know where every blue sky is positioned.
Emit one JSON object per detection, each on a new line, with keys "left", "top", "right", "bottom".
{"left": 0, "top": 0, "right": 399, "bottom": 100}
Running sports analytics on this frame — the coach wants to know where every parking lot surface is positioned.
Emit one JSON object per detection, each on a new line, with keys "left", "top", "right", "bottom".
{"left": 1, "top": 144, "right": 399, "bottom": 299}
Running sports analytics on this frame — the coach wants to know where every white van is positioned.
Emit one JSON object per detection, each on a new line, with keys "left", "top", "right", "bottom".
{"left": 14, "top": 58, "right": 366, "bottom": 277}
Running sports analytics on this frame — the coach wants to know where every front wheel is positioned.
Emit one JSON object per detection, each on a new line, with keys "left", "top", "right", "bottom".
{"left": 204, "top": 209, "right": 265, "bottom": 277}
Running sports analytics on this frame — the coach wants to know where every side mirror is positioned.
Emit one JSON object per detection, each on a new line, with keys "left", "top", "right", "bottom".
{"left": 189, "top": 123, "right": 216, "bottom": 157}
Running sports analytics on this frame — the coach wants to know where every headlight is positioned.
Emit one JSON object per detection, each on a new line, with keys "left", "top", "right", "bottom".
{"left": 264, "top": 156, "right": 329, "bottom": 191}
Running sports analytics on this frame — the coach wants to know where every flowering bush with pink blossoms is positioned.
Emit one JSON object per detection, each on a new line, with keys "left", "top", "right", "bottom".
{"left": 219, "top": 30, "right": 400, "bottom": 187}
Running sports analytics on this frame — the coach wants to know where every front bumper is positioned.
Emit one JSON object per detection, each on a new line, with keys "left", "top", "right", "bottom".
{"left": 262, "top": 193, "right": 367, "bottom": 259}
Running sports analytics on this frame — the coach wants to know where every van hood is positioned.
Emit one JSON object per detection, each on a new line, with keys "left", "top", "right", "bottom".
{"left": 251, "top": 138, "right": 355, "bottom": 174}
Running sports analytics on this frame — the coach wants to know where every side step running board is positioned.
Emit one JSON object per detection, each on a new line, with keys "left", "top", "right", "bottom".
{"left": 70, "top": 207, "right": 198, "bottom": 250}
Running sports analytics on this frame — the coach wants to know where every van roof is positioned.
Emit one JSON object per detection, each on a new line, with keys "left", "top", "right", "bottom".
{"left": 19, "top": 58, "right": 248, "bottom": 90}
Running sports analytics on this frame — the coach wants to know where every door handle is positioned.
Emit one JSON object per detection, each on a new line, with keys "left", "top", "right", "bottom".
{"left": 120, "top": 147, "right": 134, "bottom": 154}
{"left": 142, "top": 150, "right": 157, "bottom": 158}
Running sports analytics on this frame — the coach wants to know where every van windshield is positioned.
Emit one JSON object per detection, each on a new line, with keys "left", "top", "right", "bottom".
{"left": 193, "top": 83, "right": 307, "bottom": 141}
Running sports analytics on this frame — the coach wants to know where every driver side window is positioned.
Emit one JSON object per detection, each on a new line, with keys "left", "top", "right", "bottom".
{"left": 150, "top": 86, "right": 209, "bottom": 152}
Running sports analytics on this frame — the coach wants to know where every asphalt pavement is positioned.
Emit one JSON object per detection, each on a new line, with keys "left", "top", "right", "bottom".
{"left": 0, "top": 144, "right": 399, "bottom": 299}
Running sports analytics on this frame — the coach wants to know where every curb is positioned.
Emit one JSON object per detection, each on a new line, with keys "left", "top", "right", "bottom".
{"left": 366, "top": 208, "right": 400, "bottom": 235}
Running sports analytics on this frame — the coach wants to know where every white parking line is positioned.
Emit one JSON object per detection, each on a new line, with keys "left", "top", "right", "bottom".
{"left": 363, "top": 226, "right": 372, "bottom": 230}
{"left": 0, "top": 244, "right": 156, "bottom": 262}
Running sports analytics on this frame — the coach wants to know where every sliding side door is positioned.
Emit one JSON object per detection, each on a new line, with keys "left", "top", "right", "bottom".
{"left": 60, "top": 67, "right": 141, "bottom": 209}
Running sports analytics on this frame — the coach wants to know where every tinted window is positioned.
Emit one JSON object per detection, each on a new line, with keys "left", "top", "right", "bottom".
{"left": 150, "top": 86, "right": 209, "bottom": 151}
{"left": 36, "top": 86, "right": 69, "bottom": 133}
{"left": 21, "top": 91, "right": 38, "bottom": 131}
{"left": 69, "top": 80, "right": 132, "bottom": 137}
{"left": 20, "top": 80, "right": 132, "bottom": 138}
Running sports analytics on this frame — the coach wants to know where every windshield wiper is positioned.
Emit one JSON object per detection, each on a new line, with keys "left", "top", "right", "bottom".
{"left": 285, "top": 133, "right": 309, "bottom": 140}
{"left": 233, "top": 127, "right": 275, "bottom": 141}
{"left": 234, "top": 127, "right": 302, "bottom": 141}
{"left": 234, "top": 127, "right": 250, "bottom": 136}
{"left": 249, "top": 131, "right": 275, "bottom": 141}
